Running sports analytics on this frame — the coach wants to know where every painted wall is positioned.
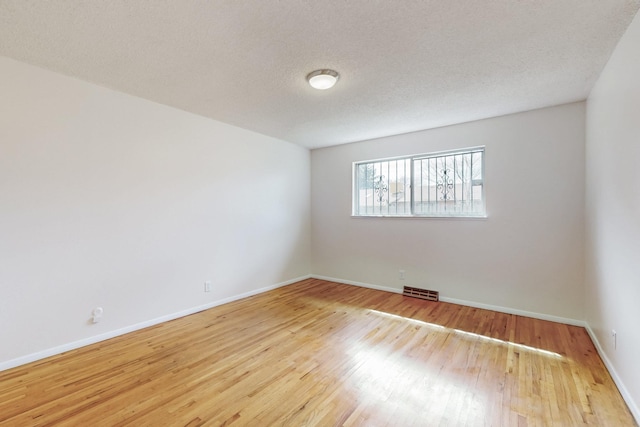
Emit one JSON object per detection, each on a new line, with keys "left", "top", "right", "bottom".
{"left": 0, "top": 56, "right": 311, "bottom": 367}
{"left": 311, "top": 103, "right": 585, "bottom": 322}
{"left": 585, "top": 11, "right": 640, "bottom": 420}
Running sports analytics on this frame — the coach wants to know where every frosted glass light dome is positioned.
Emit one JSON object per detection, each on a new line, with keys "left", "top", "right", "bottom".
{"left": 307, "top": 69, "right": 340, "bottom": 90}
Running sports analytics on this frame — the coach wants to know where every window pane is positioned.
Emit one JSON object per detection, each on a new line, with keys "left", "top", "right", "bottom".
{"left": 412, "top": 150, "right": 483, "bottom": 216}
{"left": 355, "top": 158, "right": 411, "bottom": 216}
{"left": 354, "top": 147, "right": 484, "bottom": 217}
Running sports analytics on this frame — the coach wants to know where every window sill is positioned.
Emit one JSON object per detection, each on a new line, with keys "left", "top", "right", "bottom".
{"left": 351, "top": 214, "right": 488, "bottom": 220}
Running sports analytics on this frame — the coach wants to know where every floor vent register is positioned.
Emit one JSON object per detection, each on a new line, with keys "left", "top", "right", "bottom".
{"left": 402, "top": 286, "right": 439, "bottom": 302}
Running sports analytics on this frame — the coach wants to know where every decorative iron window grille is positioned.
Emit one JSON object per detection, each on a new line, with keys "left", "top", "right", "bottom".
{"left": 353, "top": 147, "right": 485, "bottom": 218}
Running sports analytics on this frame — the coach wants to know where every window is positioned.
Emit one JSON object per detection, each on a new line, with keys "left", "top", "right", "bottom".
{"left": 353, "top": 147, "right": 485, "bottom": 218}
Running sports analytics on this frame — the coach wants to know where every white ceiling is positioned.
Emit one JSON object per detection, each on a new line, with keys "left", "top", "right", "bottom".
{"left": 1, "top": 1, "right": 639, "bottom": 149}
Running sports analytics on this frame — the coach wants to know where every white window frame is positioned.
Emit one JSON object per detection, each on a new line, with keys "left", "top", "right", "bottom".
{"left": 352, "top": 146, "right": 486, "bottom": 218}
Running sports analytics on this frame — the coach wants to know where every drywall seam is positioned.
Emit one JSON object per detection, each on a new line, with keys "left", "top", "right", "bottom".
{"left": 0, "top": 275, "right": 311, "bottom": 373}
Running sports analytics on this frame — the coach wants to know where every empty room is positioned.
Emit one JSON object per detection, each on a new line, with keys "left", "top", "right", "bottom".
{"left": 1, "top": 1, "right": 639, "bottom": 426}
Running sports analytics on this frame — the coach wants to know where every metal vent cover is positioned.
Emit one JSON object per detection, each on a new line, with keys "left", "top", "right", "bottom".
{"left": 403, "top": 286, "right": 439, "bottom": 302}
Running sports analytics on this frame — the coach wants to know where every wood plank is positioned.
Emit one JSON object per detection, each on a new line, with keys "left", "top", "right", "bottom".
{"left": 0, "top": 279, "right": 636, "bottom": 426}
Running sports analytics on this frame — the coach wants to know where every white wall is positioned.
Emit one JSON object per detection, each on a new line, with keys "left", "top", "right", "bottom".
{"left": 0, "top": 56, "right": 310, "bottom": 368}
{"left": 311, "top": 103, "right": 585, "bottom": 322}
{"left": 585, "top": 11, "right": 640, "bottom": 420}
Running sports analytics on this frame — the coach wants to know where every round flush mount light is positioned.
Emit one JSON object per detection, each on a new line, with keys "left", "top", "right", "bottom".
{"left": 307, "top": 69, "right": 340, "bottom": 90}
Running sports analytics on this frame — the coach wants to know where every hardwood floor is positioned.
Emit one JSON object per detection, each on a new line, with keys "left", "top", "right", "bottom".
{"left": 0, "top": 279, "right": 635, "bottom": 426}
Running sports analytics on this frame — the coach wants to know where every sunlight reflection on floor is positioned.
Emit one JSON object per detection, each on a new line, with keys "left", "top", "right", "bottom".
{"left": 346, "top": 332, "right": 486, "bottom": 421}
{"left": 341, "top": 309, "right": 563, "bottom": 422}
{"left": 369, "top": 309, "right": 562, "bottom": 358}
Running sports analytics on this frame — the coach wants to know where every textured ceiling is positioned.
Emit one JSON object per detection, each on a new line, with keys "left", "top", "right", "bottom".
{"left": 1, "top": 1, "right": 639, "bottom": 149}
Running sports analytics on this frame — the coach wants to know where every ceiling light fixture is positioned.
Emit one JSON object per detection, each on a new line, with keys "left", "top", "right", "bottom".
{"left": 307, "top": 69, "right": 340, "bottom": 90}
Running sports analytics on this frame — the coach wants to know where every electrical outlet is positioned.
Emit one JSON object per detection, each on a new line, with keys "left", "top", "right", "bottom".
{"left": 92, "top": 307, "right": 103, "bottom": 324}
{"left": 399, "top": 270, "right": 405, "bottom": 280}
{"left": 612, "top": 329, "right": 617, "bottom": 350}
{"left": 204, "top": 281, "right": 212, "bottom": 292}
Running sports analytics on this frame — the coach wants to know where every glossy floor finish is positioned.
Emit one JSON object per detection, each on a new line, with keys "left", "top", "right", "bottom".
{"left": 0, "top": 279, "right": 636, "bottom": 426}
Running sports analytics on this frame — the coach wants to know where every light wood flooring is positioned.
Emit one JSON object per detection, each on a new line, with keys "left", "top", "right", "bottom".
{"left": 0, "top": 279, "right": 636, "bottom": 426}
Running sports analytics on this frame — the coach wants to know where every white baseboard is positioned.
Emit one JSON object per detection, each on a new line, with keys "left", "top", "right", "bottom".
{"left": 0, "top": 275, "right": 310, "bottom": 373}
{"left": 312, "top": 275, "right": 640, "bottom": 423}
{"left": 439, "top": 296, "right": 585, "bottom": 327}
{"left": 311, "top": 274, "right": 402, "bottom": 295}
{"left": 585, "top": 325, "right": 640, "bottom": 424}
{"left": 311, "top": 274, "right": 640, "bottom": 424}
{"left": 310, "top": 275, "right": 584, "bottom": 326}
{"left": 4, "top": 273, "right": 637, "bottom": 424}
